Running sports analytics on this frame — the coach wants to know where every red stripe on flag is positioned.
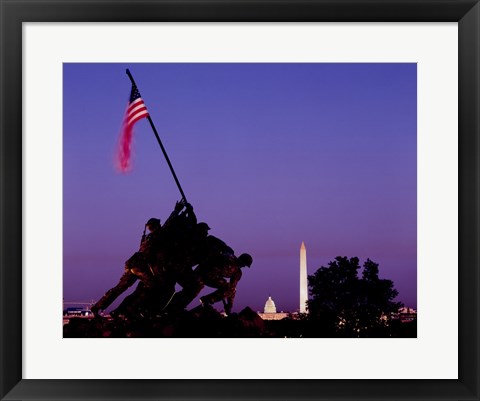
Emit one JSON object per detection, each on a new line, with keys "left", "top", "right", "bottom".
{"left": 116, "top": 120, "right": 134, "bottom": 173}
{"left": 128, "top": 110, "right": 149, "bottom": 127}
{"left": 127, "top": 99, "right": 146, "bottom": 114}
{"left": 127, "top": 111, "right": 148, "bottom": 126}
{"left": 127, "top": 105, "right": 148, "bottom": 120}
{"left": 127, "top": 104, "right": 147, "bottom": 116}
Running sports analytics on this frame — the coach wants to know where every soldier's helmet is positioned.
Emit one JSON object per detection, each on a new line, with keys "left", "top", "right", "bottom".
{"left": 196, "top": 222, "right": 211, "bottom": 232}
{"left": 238, "top": 253, "right": 253, "bottom": 268}
{"left": 146, "top": 218, "right": 161, "bottom": 229}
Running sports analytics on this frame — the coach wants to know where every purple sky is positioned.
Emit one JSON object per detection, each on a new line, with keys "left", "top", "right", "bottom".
{"left": 63, "top": 63, "right": 417, "bottom": 313}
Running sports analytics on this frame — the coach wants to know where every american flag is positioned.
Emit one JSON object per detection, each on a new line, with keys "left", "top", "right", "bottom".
{"left": 116, "top": 84, "right": 150, "bottom": 172}
{"left": 125, "top": 85, "right": 149, "bottom": 126}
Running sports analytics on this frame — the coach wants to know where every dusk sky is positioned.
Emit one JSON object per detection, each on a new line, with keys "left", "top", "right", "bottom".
{"left": 63, "top": 63, "right": 417, "bottom": 313}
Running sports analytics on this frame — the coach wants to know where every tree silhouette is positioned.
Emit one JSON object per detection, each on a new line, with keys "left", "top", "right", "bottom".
{"left": 307, "top": 256, "right": 403, "bottom": 337}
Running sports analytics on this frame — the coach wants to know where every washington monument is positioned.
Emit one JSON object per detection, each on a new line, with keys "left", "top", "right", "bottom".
{"left": 300, "top": 242, "right": 308, "bottom": 313}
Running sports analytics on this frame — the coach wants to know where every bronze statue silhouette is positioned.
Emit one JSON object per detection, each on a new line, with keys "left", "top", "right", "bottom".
{"left": 91, "top": 200, "right": 252, "bottom": 319}
{"left": 195, "top": 252, "right": 253, "bottom": 315}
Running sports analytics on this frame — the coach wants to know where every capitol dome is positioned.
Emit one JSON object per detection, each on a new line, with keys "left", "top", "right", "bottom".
{"left": 264, "top": 296, "right": 277, "bottom": 314}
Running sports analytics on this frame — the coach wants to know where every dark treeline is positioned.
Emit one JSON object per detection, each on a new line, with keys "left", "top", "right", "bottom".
{"left": 267, "top": 256, "right": 415, "bottom": 338}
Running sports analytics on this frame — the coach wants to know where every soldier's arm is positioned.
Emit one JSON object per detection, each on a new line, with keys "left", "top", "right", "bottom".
{"left": 92, "top": 270, "right": 137, "bottom": 313}
{"left": 163, "top": 201, "right": 184, "bottom": 228}
{"left": 228, "top": 268, "right": 243, "bottom": 289}
{"left": 224, "top": 269, "right": 242, "bottom": 314}
{"left": 184, "top": 202, "right": 197, "bottom": 225}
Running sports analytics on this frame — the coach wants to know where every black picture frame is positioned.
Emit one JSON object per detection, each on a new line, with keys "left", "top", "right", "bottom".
{"left": 1, "top": 1, "right": 479, "bottom": 400}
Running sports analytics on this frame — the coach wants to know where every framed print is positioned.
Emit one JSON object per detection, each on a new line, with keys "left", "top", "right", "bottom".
{"left": 1, "top": 0, "right": 479, "bottom": 400}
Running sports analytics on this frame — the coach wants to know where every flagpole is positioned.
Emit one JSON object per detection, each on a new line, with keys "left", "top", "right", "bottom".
{"left": 126, "top": 69, "right": 188, "bottom": 203}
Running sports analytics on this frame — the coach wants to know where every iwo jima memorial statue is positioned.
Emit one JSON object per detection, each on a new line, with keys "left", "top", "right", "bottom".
{"left": 63, "top": 70, "right": 262, "bottom": 338}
